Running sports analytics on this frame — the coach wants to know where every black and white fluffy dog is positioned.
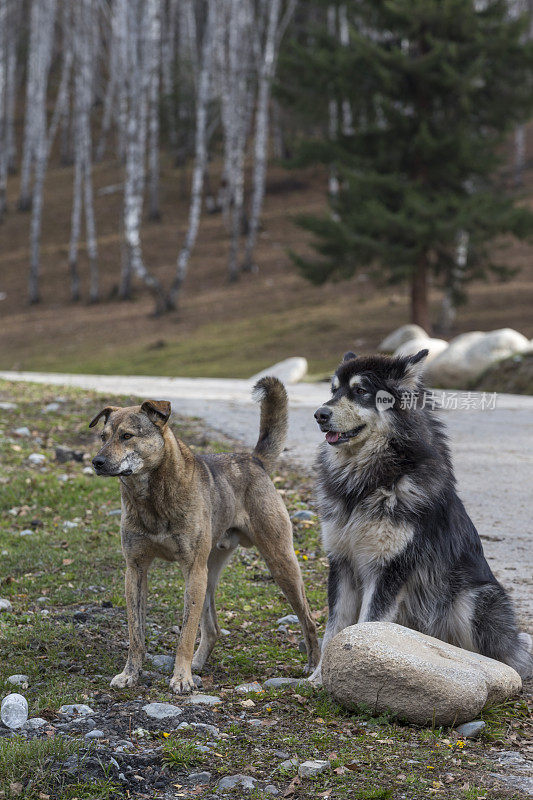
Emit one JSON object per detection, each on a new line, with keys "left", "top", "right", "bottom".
{"left": 309, "top": 349, "right": 532, "bottom": 684}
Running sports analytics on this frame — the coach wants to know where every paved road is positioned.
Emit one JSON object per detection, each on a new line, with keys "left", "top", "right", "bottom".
{"left": 2, "top": 370, "right": 532, "bottom": 625}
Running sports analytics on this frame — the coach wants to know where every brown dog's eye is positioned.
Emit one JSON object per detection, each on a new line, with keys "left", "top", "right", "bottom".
{"left": 123, "top": 433, "right": 133, "bottom": 440}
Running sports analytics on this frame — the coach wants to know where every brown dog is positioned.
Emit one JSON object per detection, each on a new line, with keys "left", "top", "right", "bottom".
{"left": 89, "top": 378, "right": 319, "bottom": 694}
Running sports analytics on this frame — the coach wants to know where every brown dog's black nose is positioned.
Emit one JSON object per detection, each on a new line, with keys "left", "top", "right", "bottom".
{"left": 92, "top": 456, "right": 106, "bottom": 470}
{"left": 314, "top": 406, "right": 332, "bottom": 424}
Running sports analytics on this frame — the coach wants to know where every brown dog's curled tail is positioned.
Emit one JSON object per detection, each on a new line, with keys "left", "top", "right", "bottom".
{"left": 252, "top": 377, "right": 288, "bottom": 472}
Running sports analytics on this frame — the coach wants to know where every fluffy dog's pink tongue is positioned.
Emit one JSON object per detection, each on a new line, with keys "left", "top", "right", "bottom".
{"left": 326, "top": 431, "right": 339, "bottom": 443}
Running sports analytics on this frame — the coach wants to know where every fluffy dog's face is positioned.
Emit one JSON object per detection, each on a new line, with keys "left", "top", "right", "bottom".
{"left": 89, "top": 400, "right": 171, "bottom": 477}
{"left": 314, "top": 350, "right": 428, "bottom": 448}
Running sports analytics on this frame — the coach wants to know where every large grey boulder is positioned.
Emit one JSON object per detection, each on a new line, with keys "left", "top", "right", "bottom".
{"left": 393, "top": 337, "right": 448, "bottom": 365}
{"left": 379, "top": 325, "right": 428, "bottom": 353}
{"left": 250, "top": 357, "right": 308, "bottom": 385}
{"left": 322, "top": 622, "right": 522, "bottom": 727}
{"left": 425, "top": 329, "right": 530, "bottom": 388}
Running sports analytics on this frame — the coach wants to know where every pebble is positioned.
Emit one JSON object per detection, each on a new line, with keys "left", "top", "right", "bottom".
{"left": 142, "top": 702, "right": 183, "bottom": 720}
{"left": 19, "top": 529, "right": 34, "bottom": 537}
{"left": 14, "top": 427, "right": 31, "bottom": 437}
{"left": 185, "top": 694, "right": 222, "bottom": 706}
{"left": 455, "top": 720, "right": 486, "bottom": 739}
{"left": 264, "top": 677, "right": 298, "bottom": 689}
{"left": 220, "top": 628, "right": 230, "bottom": 636}
{"left": 290, "top": 510, "right": 315, "bottom": 521}
{"left": 23, "top": 717, "right": 48, "bottom": 730}
{"left": 265, "top": 786, "right": 279, "bottom": 796}
{"left": 63, "top": 521, "right": 78, "bottom": 529}
{"left": 236, "top": 681, "right": 263, "bottom": 694}
{"left": 280, "top": 758, "right": 299, "bottom": 770}
{"left": 298, "top": 760, "right": 330, "bottom": 778}
{"left": 7, "top": 675, "right": 29, "bottom": 687}
{"left": 277, "top": 614, "right": 299, "bottom": 625}
{"left": 107, "top": 509, "right": 122, "bottom": 516}
{"left": 218, "top": 774, "right": 258, "bottom": 791}
{"left": 28, "top": 453, "right": 46, "bottom": 466}
{"left": 190, "top": 723, "right": 220, "bottom": 738}
{"left": 146, "top": 653, "right": 174, "bottom": 674}
{"left": 59, "top": 704, "right": 94, "bottom": 716}
{"left": 0, "top": 599, "right": 13, "bottom": 612}
{"left": 0, "top": 402, "right": 17, "bottom": 410}
{"left": 188, "top": 771, "right": 212, "bottom": 785}
{"left": 43, "top": 403, "right": 61, "bottom": 412}
{"left": 273, "top": 750, "right": 290, "bottom": 759}
{"left": 36, "top": 597, "right": 48, "bottom": 604}
{"left": 248, "top": 719, "right": 262, "bottom": 727}
{"left": 85, "top": 729, "right": 105, "bottom": 739}
{"left": 82, "top": 467, "right": 93, "bottom": 475}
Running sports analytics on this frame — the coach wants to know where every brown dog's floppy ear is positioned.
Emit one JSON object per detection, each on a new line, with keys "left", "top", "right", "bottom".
{"left": 141, "top": 399, "right": 171, "bottom": 428}
{"left": 88, "top": 406, "right": 119, "bottom": 428}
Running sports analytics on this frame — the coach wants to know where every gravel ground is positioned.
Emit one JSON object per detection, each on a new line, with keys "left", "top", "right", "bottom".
{"left": 1, "top": 370, "right": 531, "bottom": 626}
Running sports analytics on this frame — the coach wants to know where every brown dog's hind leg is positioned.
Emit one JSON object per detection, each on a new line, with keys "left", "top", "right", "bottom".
{"left": 192, "top": 544, "right": 237, "bottom": 673}
{"left": 111, "top": 556, "right": 152, "bottom": 689}
{"left": 253, "top": 512, "right": 320, "bottom": 673}
{"left": 170, "top": 556, "right": 208, "bottom": 695}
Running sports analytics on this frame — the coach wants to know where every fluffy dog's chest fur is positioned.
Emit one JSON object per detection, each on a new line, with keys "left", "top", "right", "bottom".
{"left": 317, "top": 443, "right": 415, "bottom": 571}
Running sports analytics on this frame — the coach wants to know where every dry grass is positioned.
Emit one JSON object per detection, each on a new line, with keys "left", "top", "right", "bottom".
{"left": 1, "top": 135, "right": 533, "bottom": 378}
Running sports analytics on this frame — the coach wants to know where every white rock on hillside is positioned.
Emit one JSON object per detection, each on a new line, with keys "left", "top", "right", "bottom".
{"left": 378, "top": 325, "right": 428, "bottom": 353}
{"left": 425, "top": 329, "right": 529, "bottom": 388}
{"left": 393, "top": 337, "right": 448, "bottom": 365}
{"left": 250, "top": 357, "right": 308, "bottom": 385}
{"left": 322, "top": 622, "right": 522, "bottom": 727}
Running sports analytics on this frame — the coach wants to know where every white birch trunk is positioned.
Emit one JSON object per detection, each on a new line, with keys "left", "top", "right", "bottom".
{"left": 169, "top": 0, "right": 215, "bottom": 308}
{"left": 28, "top": 0, "right": 58, "bottom": 303}
{"left": 327, "top": 4, "right": 339, "bottom": 197}
{"left": 0, "top": 0, "right": 7, "bottom": 222}
{"left": 147, "top": 0, "right": 161, "bottom": 220}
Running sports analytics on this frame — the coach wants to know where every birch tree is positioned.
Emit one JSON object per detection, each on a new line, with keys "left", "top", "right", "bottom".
{"left": 168, "top": 0, "right": 216, "bottom": 308}
{"left": 242, "top": 0, "right": 297, "bottom": 273}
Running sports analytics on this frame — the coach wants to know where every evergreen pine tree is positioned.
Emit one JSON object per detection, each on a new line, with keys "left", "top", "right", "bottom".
{"left": 280, "top": 0, "right": 533, "bottom": 330}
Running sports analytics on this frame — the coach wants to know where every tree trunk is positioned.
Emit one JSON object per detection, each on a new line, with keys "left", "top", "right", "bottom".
{"left": 169, "top": 0, "right": 215, "bottom": 309}
{"left": 411, "top": 255, "right": 430, "bottom": 332}
{"left": 147, "top": 0, "right": 161, "bottom": 221}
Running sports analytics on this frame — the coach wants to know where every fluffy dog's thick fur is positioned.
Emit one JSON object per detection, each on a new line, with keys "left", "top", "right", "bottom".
{"left": 310, "top": 350, "right": 532, "bottom": 683}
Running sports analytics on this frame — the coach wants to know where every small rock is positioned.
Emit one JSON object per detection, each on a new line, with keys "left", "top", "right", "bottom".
{"left": 220, "top": 628, "right": 230, "bottom": 636}
{"left": 28, "top": 453, "right": 45, "bottom": 466}
{"left": 0, "top": 402, "right": 17, "bottom": 410}
{"left": 185, "top": 694, "right": 222, "bottom": 706}
{"left": 7, "top": 675, "right": 29, "bottom": 687}
{"left": 298, "top": 760, "right": 330, "bottom": 778}
{"left": 107, "top": 509, "right": 122, "bottom": 516}
{"left": 14, "top": 427, "right": 30, "bottom": 437}
{"left": 280, "top": 758, "right": 299, "bottom": 770}
{"left": 43, "top": 402, "right": 60, "bottom": 412}
{"left": 147, "top": 653, "right": 174, "bottom": 674}
{"left": 1, "top": 694, "right": 28, "bottom": 729}
{"left": 23, "top": 717, "right": 48, "bottom": 730}
{"left": 218, "top": 774, "right": 258, "bottom": 792}
{"left": 85, "top": 729, "right": 105, "bottom": 739}
{"left": 82, "top": 467, "right": 93, "bottom": 475}
{"left": 188, "top": 771, "right": 212, "bottom": 785}
{"left": 273, "top": 750, "right": 290, "bottom": 759}
{"left": 379, "top": 324, "right": 428, "bottom": 353}
{"left": 59, "top": 704, "right": 94, "bottom": 716}
{"left": 196, "top": 745, "right": 212, "bottom": 754}
{"left": 142, "top": 702, "right": 183, "bottom": 720}
{"left": 190, "top": 723, "right": 220, "bottom": 738}
{"left": 277, "top": 614, "right": 299, "bottom": 625}
{"left": 277, "top": 625, "right": 287, "bottom": 634}
{"left": 264, "top": 677, "right": 298, "bottom": 689}
{"left": 248, "top": 718, "right": 262, "bottom": 727}
{"left": 264, "top": 786, "right": 279, "bottom": 796}
{"left": 455, "top": 720, "right": 486, "bottom": 739}
{"left": 236, "top": 681, "right": 263, "bottom": 694}
{"left": 250, "top": 357, "right": 308, "bottom": 385}
{"left": 63, "top": 521, "right": 78, "bottom": 529}
{"left": 0, "top": 599, "right": 13, "bottom": 612}
{"left": 19, "top": 529, "right": 34, "bottom": 537}
{"left": 291, "top": 510, "right": 315, "bottom": 521}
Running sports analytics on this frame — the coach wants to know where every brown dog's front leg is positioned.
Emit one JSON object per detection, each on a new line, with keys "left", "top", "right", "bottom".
{"left": 111, "top": 557, "right": 151, "bottom": 689}
{"left": 170, "top": 559, "right": 208, "bottom": 695}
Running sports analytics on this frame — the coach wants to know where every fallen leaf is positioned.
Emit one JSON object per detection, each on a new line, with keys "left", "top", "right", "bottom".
{"left": 283, "top": 776, "right": 301, "bottom": 797}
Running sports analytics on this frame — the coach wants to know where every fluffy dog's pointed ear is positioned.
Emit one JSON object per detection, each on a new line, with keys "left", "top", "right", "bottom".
{"left": 401, "top": 349, "right": 429, "bottom": 389}
{"left": 89, "top": 406, "right": 119, "bottom": 428}
{"left": 141, "top": 399, "right": 171, "bottom": 428}
{"left": 342, "top": 351, "right": 357, "bottom": 362}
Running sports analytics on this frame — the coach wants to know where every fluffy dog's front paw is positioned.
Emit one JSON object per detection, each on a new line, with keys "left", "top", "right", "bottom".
{"left": 169, "top": 672, "right": 195, "bottom": 695}
{"left": 110, "top": 671, "right": 139, "bottom": 689}
{"left": 307, "top": 664, "right": 323, "bottom": 688}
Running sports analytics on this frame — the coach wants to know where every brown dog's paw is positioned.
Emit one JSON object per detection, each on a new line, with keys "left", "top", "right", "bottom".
{"left": 169, "top": 673, "right": 195, "bottom": 695}
{"left": 110, "top": 671, "right": 138, "bottom": 689}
